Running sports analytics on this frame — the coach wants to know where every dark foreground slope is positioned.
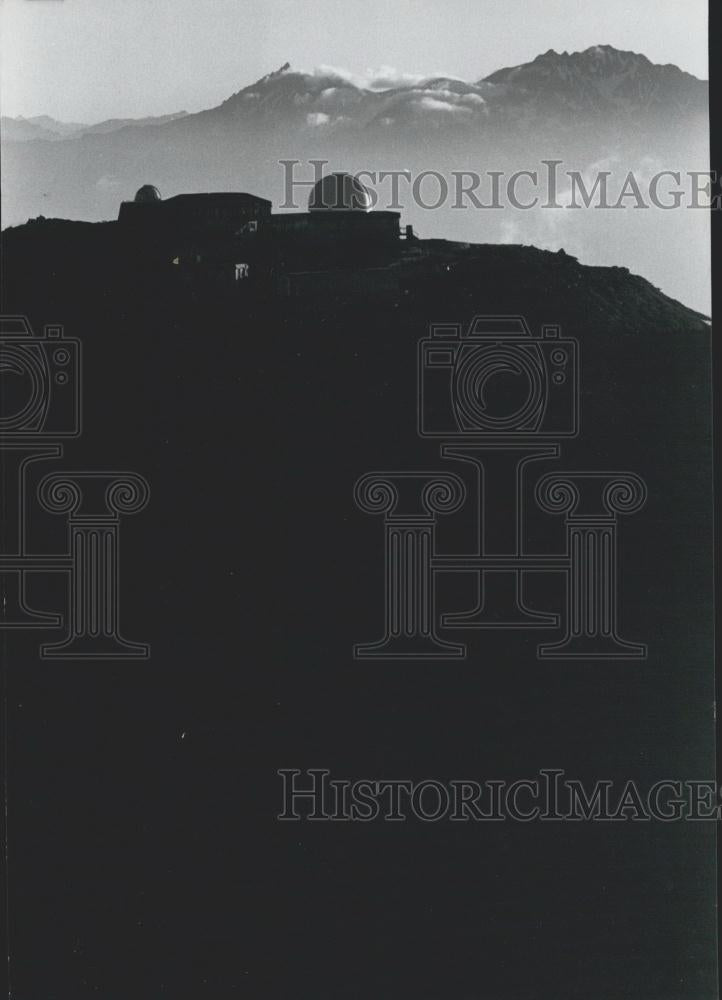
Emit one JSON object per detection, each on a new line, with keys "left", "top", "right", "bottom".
{"left": 1, "top": 220, "right": 715, "bottom": 1000}
{"left": 1, "top": 216, "right": 709, "bottom": 333}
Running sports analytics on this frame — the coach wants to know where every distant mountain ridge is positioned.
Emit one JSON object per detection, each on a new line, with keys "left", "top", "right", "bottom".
{"left": 196, "top": 45, "right": 705, "bottom": 133}
{"left": 2, "top": 45, "right": 706, "bottom": 144}
{"left": 1, "top": 110, "right": 188, "bottom": 143}
{"left": 482, "top": 45, "right": 707, "bottom": 115}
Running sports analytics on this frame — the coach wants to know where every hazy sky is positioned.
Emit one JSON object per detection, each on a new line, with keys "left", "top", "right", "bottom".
{"left": 0, "top": 0, "right": 708, "bottom": 122}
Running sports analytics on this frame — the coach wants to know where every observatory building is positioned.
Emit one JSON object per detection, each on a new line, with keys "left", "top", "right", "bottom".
{"left": 117, "top": 186, "right": 272, "bottom": 234}
{"left": 117, "top": 173, "right": 400, "bottom": 246}
{"left": 271, "top": 172, "right": 400, "bottom": 249}
{"left": 116, "top": 172, "right": 406, "bottom": 294}
{"left": 309, "top": 172, "right": 374, "bottom": 211}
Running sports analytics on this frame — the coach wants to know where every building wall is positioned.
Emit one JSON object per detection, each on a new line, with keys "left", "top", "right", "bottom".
{"left": 118, "top": 193, "right": 272, "bottom": 235}
{"left": 117, "top": 194, "right": 403, "bottom": 290}
{"left": 271, "top": 210, "right": 400, "bottom": 244}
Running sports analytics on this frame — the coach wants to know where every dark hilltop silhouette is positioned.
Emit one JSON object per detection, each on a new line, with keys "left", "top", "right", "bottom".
{"left": 2, "top": 170, "right": 709, "bottom": 329}
{"left": 0, "top": 169, "right": 714, "bottom": 1000}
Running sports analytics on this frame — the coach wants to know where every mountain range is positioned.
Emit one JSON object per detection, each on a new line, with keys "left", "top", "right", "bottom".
{"left": 211, "top": 45, "right": 706, "bottom": 129}
{"left": 1, "top": 111, "right": 189, "bottom": 143}
{"left": 2, "top": 45, "right": 706, "bottom": 143}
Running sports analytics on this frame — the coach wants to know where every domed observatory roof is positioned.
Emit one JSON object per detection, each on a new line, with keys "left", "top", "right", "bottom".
{"left": 308, "top": 172, "right": 373, "bottom": 212}
{"left": 134, "top": 184, "right": 162, "bottom": 203}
